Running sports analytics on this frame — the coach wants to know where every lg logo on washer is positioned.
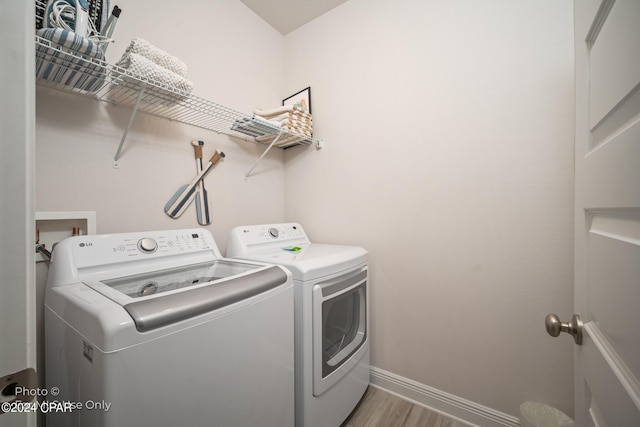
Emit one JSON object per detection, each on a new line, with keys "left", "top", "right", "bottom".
{"left": 78, "top": 242, "right": 93, "bottom": 248}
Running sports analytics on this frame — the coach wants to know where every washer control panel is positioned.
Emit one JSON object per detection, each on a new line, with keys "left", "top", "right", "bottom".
{"left": 68, "top": 229, "right": 215, "bottom": 269}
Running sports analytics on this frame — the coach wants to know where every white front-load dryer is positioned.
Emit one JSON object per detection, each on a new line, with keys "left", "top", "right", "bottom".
{"left": 227, "top": 223, "right": 370, "bottom": 427}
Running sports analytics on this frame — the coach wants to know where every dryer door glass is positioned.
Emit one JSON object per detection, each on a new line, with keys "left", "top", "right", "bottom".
{"left": 322, "top": 285, "right": 366, "bottom": 377}
{"left": 312, "top": 267, "right": 368, "bottom": 397}
{"left": 312, "top": 267, "right": 367, "bottom": 382}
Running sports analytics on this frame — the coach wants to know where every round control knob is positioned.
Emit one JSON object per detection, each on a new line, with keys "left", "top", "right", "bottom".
{"left": 137, "top": 237, "right": 158, "bottom": 253}
{"left": 268, "top": 228, "right": 279, "bottom": 239}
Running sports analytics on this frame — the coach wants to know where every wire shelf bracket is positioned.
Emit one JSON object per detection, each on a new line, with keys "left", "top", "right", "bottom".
{"left": 112, "top": 82, "right": 146, "bottom": 168}
{"left": 245, "top": 131, "right": 284, "bottom": 180}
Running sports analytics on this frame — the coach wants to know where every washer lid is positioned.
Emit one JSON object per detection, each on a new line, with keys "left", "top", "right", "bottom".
{"left": 235, "top": 243, "right": 367, "bottom": 281}
{"left": 97, "top": 260, "right": 259, "bottom": 299}
{"left": 83, "top": 260, "right": 288, "bottom": 332}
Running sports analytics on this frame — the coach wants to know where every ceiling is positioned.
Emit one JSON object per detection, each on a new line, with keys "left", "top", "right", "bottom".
{"left": 238, "top": 0, "right": 350, "bottom": 35}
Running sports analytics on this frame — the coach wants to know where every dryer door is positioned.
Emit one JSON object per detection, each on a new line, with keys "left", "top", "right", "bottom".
{"left": 312, "top": 266, "right": 367, "bottom": 396}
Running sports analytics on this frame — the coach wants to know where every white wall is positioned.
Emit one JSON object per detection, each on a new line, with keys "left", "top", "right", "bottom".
{"left": 36, "top": 0, "right": 287, "bottom": 252}
{"left": 35, "top": 0, "right": 577, "bottom": 421}
{"left": 284, "top": 0, "right": 575, "bottom": 419}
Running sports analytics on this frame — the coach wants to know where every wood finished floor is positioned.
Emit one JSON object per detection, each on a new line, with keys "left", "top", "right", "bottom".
{"left": 341, "top": 386, "right": 473, "bottom": 427}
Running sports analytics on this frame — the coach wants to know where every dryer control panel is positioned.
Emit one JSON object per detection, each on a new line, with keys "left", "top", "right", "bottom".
{"left": 227, "top": 223, "right": 310, "bottom": 256}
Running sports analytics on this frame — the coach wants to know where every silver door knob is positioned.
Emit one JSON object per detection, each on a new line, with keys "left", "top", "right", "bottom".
{"left": 545, "top": 313, "right": 583, "bottom": 345}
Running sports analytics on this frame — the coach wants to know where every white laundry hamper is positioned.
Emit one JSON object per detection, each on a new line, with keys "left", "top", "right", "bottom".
{"left": 519, "top": 401, "right": 575, "bottom": 427}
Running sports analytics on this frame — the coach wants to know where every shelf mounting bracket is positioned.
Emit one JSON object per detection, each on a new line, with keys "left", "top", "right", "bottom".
{"left": 113, "top": 83, "right": 147, "bottom": 168}
{"left": 245, "top": 131, "right": 284, "bottom": 180}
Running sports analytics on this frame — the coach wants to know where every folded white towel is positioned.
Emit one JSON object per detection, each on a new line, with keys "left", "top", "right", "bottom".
{"left": 278, "top": 117, "right": 312, "bottom": 127}
{"left": 252, "top": 104, "right": 313, "bottom": 139}
{"left": 252, "top": 115, "right": 282, "bottom": 128}
{"left": 283, "top": 124, "right": 312, "bottom": 136}
{"left": 115, "top": 53, "right": 193, "bottom": 93}
{"left": 254, "top": 104, "right": 305, "bottom": 118}
{"left": 110, "top": 53, "right": 193, "bottom": 105}
{"left": 292, "top": 110, "right": 312, "bottom": 119}
{"left": 262, "top": 112, "right": 289, "bottom": 122}
{"left": 119, "top": 37, "right": 188, "bottom": 77}
{"left": 287, "top": 115, "right": 312, "bottom": 125}
{"left": 255, "top": 110, "right": 311, "bottom": 124}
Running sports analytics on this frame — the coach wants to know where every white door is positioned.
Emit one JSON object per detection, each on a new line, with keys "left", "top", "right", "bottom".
{"left": 573, "top": 0, "right": 640, "bottom": 425}
{"left": 0, "top": 0, "right": 37, "bottom": 426}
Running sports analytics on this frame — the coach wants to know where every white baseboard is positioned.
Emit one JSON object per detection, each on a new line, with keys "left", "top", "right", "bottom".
{"left": 369, "top": 366, "right": 520, "bottom": 427}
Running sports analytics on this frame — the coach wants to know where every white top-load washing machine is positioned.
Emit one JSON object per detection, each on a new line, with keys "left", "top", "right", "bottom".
{"left": 227, "top": 223, "right": 369, "bottom": 427}
{"left": 45, "top": 228, "right": 294, "bottom": 427}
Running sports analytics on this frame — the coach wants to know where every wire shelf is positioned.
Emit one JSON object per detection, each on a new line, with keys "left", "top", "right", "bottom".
{"left": 34, "top": 35, "right": 315, "bottom": 150}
